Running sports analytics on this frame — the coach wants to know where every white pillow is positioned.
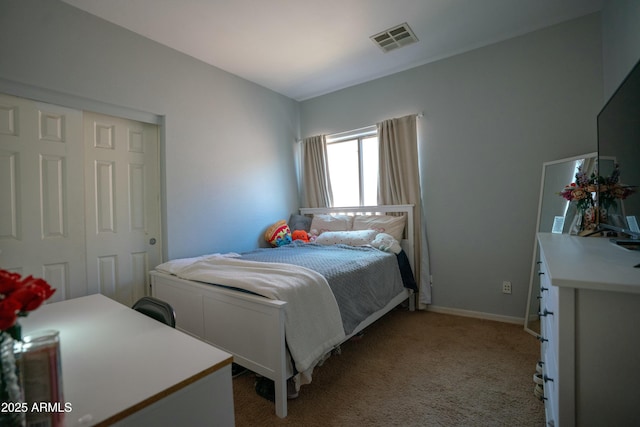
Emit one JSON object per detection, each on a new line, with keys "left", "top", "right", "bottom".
{"left": 370, "top": 232, "right": 402, "bottom": 254}
{"left": 352, "top": 215, "right": 406, "bottom": 241}
{"left": 309, "top": 214, "right": 354, "bottom": 236}
{"left": 314, "top": 229, "right": 378, "bottom": 246}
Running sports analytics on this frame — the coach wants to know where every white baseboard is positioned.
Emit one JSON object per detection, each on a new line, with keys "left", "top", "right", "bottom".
{"left": 426, "top": 305, "right": 524, "bottom": 325}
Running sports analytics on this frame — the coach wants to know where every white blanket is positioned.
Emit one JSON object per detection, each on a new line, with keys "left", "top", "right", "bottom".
{"left": 170, "top": 257, "right": 346, "bottom": 374}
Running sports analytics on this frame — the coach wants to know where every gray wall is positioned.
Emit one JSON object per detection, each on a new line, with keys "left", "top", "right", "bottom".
{"left": 602, "top": 0, "right": 640, "bottom": 98}
{"left": 3, "top": 0, "right": 630, "bottom": 321}
{"left": 300, "top": 14, "right": 603, "bottom": 319}
{"left": 0, "top": 0, "right": 300, "bottom": 260}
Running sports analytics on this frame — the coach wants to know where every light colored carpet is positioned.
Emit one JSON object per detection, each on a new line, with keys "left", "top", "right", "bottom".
{"left": 232, "top": 309, "right": 545, "bottom": 426}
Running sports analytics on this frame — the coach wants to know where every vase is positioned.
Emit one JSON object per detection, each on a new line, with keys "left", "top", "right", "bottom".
{"left": 0, "top": 331, "right": 26, "bottom": 427}
{"left": 598, "top": 206, "right": 609, "bottom": 225}
{"left": 577, "top": 207, "right": 595, "bottom": 233}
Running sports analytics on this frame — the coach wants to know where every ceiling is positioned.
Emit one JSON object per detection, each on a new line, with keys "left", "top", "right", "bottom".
{"left": 61, "top": 0, "right": 603, "bottom": 101}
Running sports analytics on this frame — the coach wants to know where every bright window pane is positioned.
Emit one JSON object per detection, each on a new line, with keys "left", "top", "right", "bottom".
{"left": 362, "top": 136, "right": 378, "bottom": 206}
{"left": 327, "top": 139, "right": 359, "bottom": 206}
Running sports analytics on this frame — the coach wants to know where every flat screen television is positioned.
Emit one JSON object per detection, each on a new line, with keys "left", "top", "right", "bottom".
{"left": 597, "top": 57, "right": 640, "bottom": 243}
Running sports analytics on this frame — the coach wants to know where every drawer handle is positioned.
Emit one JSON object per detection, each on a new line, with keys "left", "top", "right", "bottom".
{"left": 538, "top": 309, "right": 554, "bottom": 317}
{"left": 544, "top": 375, "right": 554, "bottom": 383}
{"left": 538, "top": 271, "right": 545, "bottom": 276}
{"left": 536, "top": 261, "right": 542, "bottom": 265}
{"left": 540, "top": 286, "right": 548, "bottom": 292}
{"left": 537, "top": 336, "right": 548, "bottom": 343}
{"left": 534, "top": 383, "right": 547, "bottom": 401}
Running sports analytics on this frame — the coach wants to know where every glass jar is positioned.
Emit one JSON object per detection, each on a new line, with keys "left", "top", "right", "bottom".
{"left": 20, "top": 330, "right": 64, "bottom": 427}
{"left": 0, "top": 331, "right": 26, "bottom": 427}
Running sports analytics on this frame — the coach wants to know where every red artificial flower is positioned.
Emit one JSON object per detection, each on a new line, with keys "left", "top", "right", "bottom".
{"left": 0, "top": 298, "right": 21, "bottom": 331}
{"left": 9, "top": 276, "right": 56, "bottom": 312}
{"left": 0, "top": 269, "right": 56, "bottom": 331}
{"left": 0, "top": 269, "right": 22, "bottom": 294}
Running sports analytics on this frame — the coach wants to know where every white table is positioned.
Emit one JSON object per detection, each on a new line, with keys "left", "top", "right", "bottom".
{"left": 20, "top": 294, "right": 235, "bottom": 426}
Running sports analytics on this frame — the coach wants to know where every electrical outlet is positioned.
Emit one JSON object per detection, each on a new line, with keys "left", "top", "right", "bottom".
{"left": 502, "top": 281, "right": 512, "bottom": 294}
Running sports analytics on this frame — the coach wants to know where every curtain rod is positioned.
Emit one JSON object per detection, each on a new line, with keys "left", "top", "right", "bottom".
{"left": 296, "top": 112, "right": 423, "bottom": 143}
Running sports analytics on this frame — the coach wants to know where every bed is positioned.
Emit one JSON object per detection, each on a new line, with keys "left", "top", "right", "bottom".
{"left": 149, "top": 205, "right": 416, "bottom": 418}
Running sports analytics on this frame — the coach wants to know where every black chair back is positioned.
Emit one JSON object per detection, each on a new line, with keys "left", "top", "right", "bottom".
{"left": 132, "top": 296, "right": 176, "bottom": 328}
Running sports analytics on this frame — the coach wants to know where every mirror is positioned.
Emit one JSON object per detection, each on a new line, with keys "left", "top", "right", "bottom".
{"left": 524, "top": 153, "right": 597, "bottom": 336}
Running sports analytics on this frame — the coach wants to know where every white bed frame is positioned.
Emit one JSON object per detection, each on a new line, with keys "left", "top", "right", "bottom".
{"left": 149, "top": 205, "right": 415, "bottom": 418}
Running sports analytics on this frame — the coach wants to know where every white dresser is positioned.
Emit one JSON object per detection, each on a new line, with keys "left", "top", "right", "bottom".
{"left": 537, "top": 233, "right": 640, "bottom": 427}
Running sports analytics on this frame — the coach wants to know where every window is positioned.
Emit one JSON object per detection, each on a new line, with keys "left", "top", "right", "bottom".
{"left": 326, "top": 126, "right": 378, "bottom": 207}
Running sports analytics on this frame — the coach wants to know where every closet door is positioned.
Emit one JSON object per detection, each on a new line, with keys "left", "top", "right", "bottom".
{"left": 84, "top": 112, "right": 161, "bottom": 306}
{"left": 0, "top": 93, "right": 87, "bottom": 301}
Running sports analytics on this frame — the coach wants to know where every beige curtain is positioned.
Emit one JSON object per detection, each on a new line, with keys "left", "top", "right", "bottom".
{"left": 301, "top": 135, "right": 333, "bottom": 208}
{"left": 378, "top": 115, "right": 431, "bottom": 306}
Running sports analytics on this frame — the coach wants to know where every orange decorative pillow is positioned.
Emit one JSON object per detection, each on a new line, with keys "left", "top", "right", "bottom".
{"left": 292, "top": 230, "right": 310, "bottom": 242}
{"left": 264, "top": 220, "right": 292, "bottom": 247}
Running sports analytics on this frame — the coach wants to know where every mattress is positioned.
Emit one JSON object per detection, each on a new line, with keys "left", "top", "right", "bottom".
{"left": 237, "top": 241, "right": 414, "bottom": 334}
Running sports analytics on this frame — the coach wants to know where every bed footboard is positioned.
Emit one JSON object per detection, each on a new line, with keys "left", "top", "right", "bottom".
{"left": 149, "top": 271, "right": 290, "bottom": 417}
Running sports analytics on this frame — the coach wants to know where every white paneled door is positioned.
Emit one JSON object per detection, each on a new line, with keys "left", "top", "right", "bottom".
{"left": 0, "top": 94, "right": 87, "bottom": 302}
{"left": 83, "top": 112, "right": 161, "bottom": 306}
{"left": 0, "top": 94, "right": 161, "bottom": 306}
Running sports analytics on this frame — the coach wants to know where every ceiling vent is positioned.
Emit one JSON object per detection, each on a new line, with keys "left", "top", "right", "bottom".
{"left": 370, "top": 22, "right": 418, "bottom": 53}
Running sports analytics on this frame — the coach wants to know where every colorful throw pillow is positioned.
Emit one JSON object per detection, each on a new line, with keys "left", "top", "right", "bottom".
{"left": 314, "top": 229, "right": 378, "bottom": 246}
{"left": 352, "top": 215, "right": 406, "bottom": 242}
{"left": 264, "top": 220, "right": 292, "bottom": 247}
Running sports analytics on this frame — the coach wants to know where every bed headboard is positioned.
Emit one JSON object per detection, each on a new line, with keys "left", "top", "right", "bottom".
{"left": 299, "top": 205, "right": 415, "bottom": 271}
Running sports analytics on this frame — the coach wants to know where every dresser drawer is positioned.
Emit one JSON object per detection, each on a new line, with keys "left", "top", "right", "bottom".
{"left": 538, "top": 260, "right": 557, "bottom": 343}
{"left": 537, "top": 254, "right": 559, "bottom": 426}
{"left": 542, "top": 347, "right": 558, "bottom": 426}
{"left": 537, "top": 261, "right": 554, "bottom": 309}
